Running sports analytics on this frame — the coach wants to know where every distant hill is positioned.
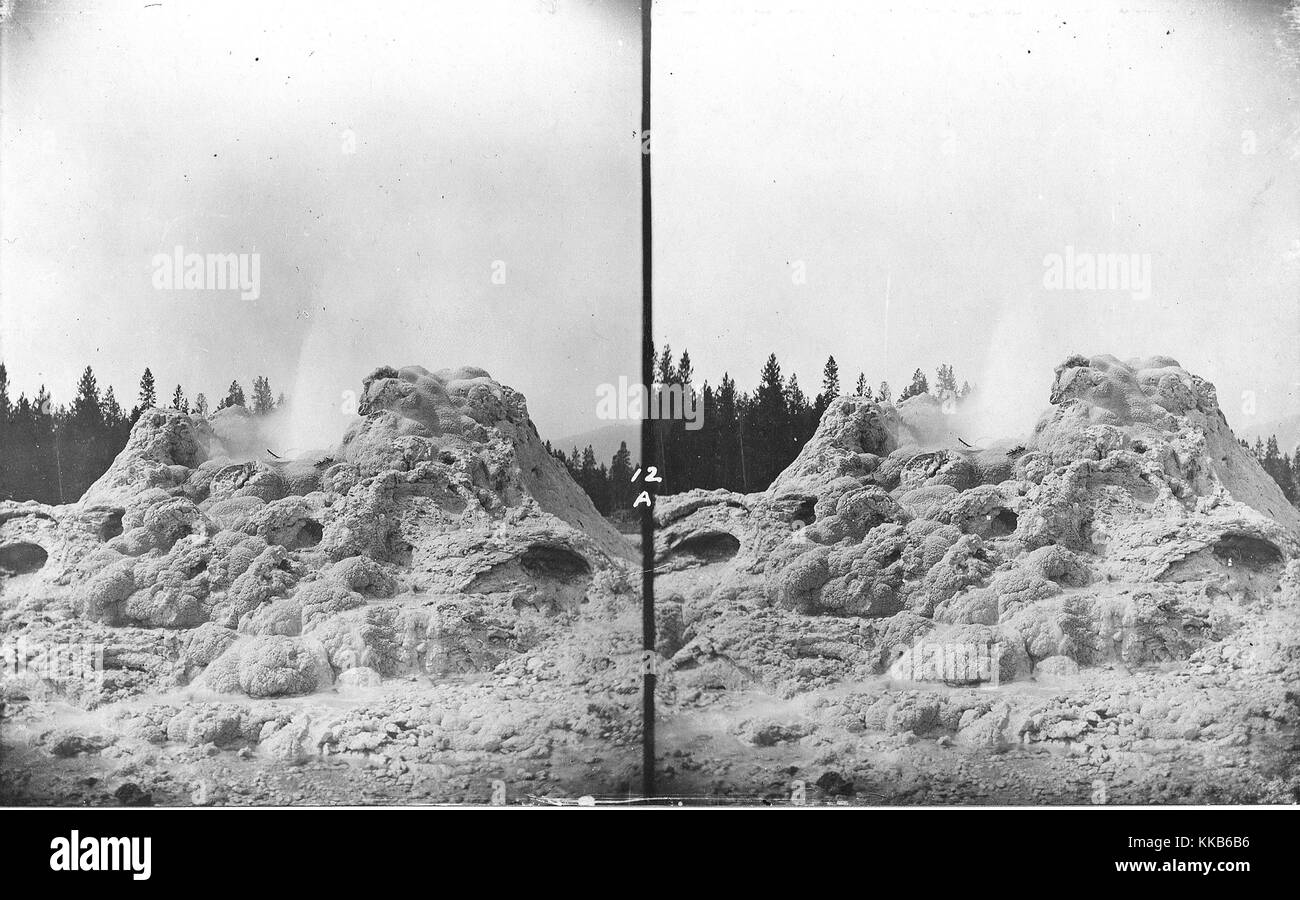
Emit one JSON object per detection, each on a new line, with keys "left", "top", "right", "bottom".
{"left": 550, "top": 422, "right": 640, "bottom": 465}
{"left": 1239, "top": 413, "right": 1300, "bottom": 453}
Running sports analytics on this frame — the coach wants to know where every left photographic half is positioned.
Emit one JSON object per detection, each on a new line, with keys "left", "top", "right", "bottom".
{"left": 0, "top": 0, "right": 645, "bottom": 806}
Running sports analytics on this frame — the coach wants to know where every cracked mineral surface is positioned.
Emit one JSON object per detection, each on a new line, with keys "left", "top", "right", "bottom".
{"left": 650, "top": 355, "right": 1300, "bottom": 804}
{"left": 1, "top": 366, "right": 647, "bottom": 805}
{"left": 4, "top": 356, "right": 1300, "bottom": 805}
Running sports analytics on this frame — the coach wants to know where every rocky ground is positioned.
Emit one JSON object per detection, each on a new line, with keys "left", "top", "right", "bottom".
{"left": 3, "top": 356, "right": 1299, "bottom": 805}
{"left": 1, "top": 366, "right": 649, "bottom": 805}
{"left": 653, "top": 596, "right": 1300, "bottom": 805}
{"left": 648, "top": 354, "right": 1300, "bottom": 805}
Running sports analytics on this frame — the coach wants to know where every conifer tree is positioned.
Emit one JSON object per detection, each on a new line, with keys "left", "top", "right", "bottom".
{"left": 251, "top": 376, "right": 275, "bottom": 415}
{"left": 786, "top": 373, "right": 814, "bottom": 450}
{"left": 103, "top": 387, "right": 124, "bottom": 431}
{"left": 717, "top": 373, "right": 741, "bottom": 491}
{"left": 935, "top": 363, "right": 958, "bottom": 398}
{"left": 71, "top": 366, "right": 102, "bottom": 428}
{"left": 138, "top": 367, "right": 157, "bottom": 411}
{"left": 656, "top": 344, "right": 676, "bottom": 384}
{"left": 218, "top": 380, "right": 246, "bottom": 410}
{"left": 821, "top": 356, "right": 840, "bottom": 400}
{"left": 814, "top": 355, "right": 840, "bottom": 419}
{"left": 609, "top": 441, "right": 633, "bottom": 510}
{"left": 899, "top": 368, "right": 929, "bottom": 401}
{"left": 749, "top": 354, "right": 787, "bottom": 487}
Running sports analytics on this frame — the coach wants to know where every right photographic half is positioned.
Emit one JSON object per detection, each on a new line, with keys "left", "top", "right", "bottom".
{"left": 649, "top": 0, "right": 1300, "bottom": 805}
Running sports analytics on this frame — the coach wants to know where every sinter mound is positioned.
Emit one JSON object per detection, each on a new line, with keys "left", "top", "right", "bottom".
{"left": 651, "top": 354, "right": 1300, "bottom": 803}
{"left": 1, "top": 366, "right": 646, "bottom": 803}
{"left": 3, "top": 356, "right": 1300, "bottom": 804}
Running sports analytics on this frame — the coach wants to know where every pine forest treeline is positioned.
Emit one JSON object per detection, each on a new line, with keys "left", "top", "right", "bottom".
{"left": 0, "top": 363, "right": 281, "bottom": 504}
{"left": 632, "top": 346, "right": 971, "bottom": 497}
{"left": 6, "top": 355, "right": 1300, "bottom": 519}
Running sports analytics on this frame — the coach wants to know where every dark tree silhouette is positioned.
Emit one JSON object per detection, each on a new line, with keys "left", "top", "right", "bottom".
{"left": 0, "top": 366, "right": 288, "bottom": 504}
{"left": 899, "top": 368, "right": 929, "bottom": 401}
{"left": 138, "top": 367, "right": 157, "bottom": 411}
{"left": 747, "top": 353, "right": 788, "bottom": 488}
{"left": 218, "top": 380, "right": 246, "bottom": 410}
{"left": 251, "top": 376, "right": 275, "bottom": 415}
{"left": 814, "top": 355, "right": 840, "bottom": 418}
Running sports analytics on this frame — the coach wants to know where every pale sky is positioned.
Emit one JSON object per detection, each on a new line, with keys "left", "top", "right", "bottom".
{"left": 654, "top": 0, "right": 1300, "bottom": 438}
{"left": 1, "top": 0, "right": 640, "bottom": 443}
{"left": 6, "top": 0, "right": 1300, "bottom": 449}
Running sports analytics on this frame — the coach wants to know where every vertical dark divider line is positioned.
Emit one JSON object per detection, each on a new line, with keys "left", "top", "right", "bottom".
{"left": 639, "top": 0, "right": 656, "bottom": 802}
